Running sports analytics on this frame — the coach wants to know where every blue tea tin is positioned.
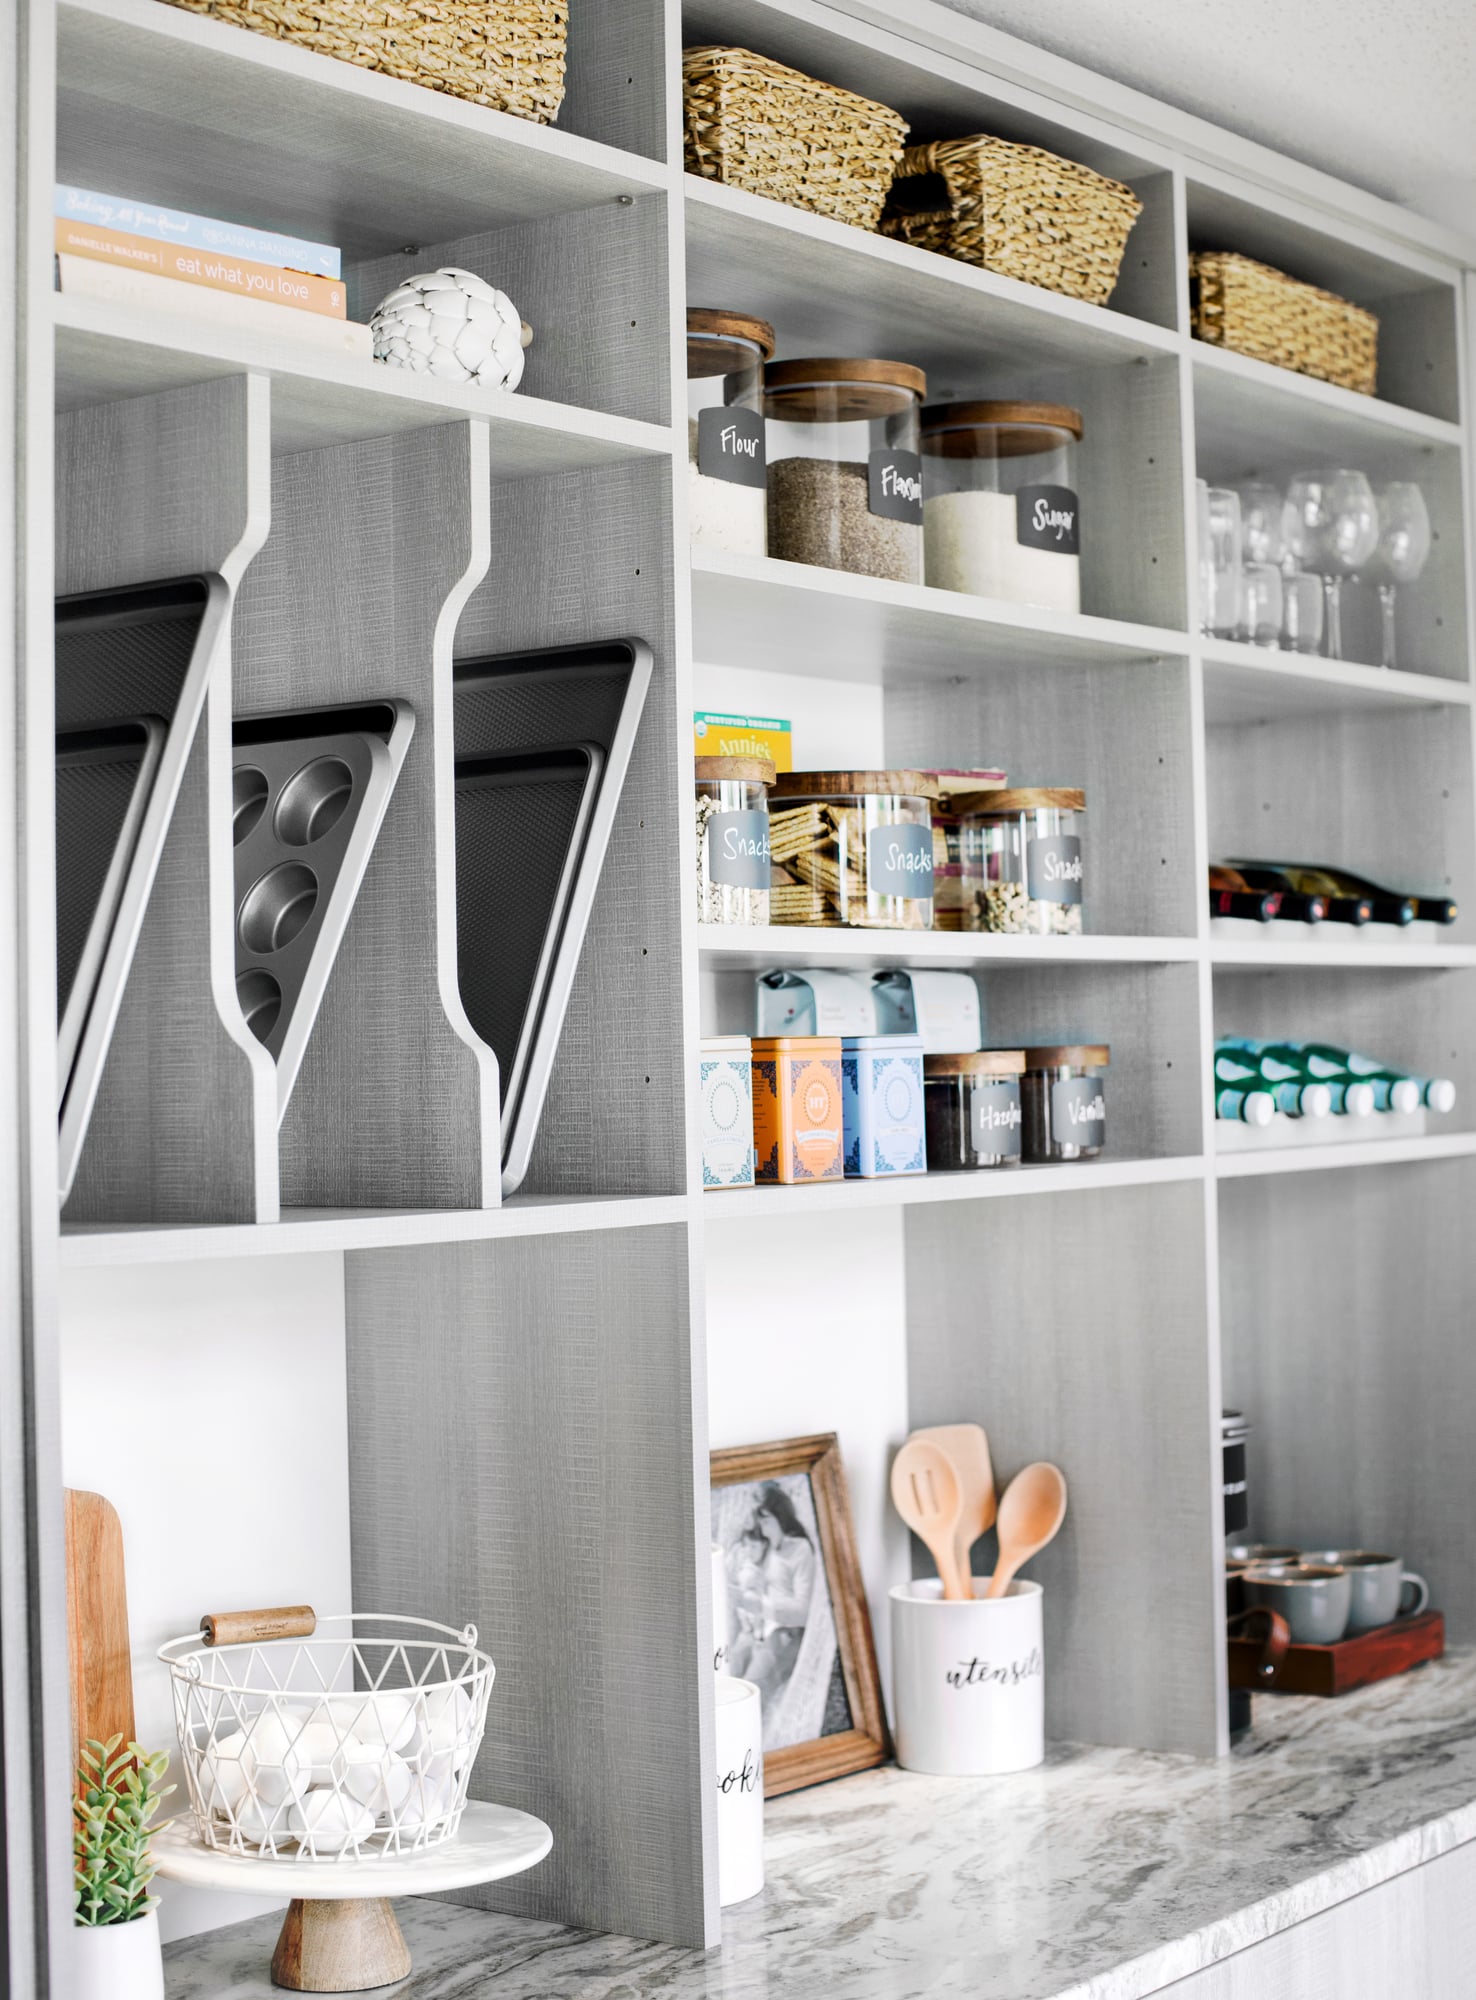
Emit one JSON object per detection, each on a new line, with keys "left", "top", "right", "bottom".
{"left": 841, "top": 1034, "right": 926, "bottom": 1177}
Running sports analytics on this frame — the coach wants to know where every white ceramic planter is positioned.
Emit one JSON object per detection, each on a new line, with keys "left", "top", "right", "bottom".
{"left": 713, "top": 1674, "right": 764, "bottom": 1905}
{"left": 72, "top": 1909, "right": 165, "bottom": 2000}
{"left": 890, "top": 1578, "right": 1045, "bottom": 1775}
{"left": 711, "top": 1543, "right": 729, "bottom": 1674}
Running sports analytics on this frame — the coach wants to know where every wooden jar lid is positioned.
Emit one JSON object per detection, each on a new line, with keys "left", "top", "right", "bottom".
{"left": 1025, "top": 1045, "right": 1110, "bottom": 1068}
{"left": 687, "top": 308, "right": 777, "bottom": 378}
{"left": 695, "top": 754, "right": 775, "bottom": 786}
{"left": 921, "top": 401, "right": 1083, "bottom": 461}
{"left": 924, "top": 1049, "right": 1026, "bottom": 1078}
{"left": 952, "top": 787, "right": 1085, "bottom": 815}
{"left": 764, "top": 357, "right": 927, "bottom": 422}
{"left": 770, "top": 768, "right": 940, "bottom": 801}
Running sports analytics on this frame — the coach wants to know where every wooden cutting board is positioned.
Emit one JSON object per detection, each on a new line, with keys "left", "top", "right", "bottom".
{"left": 65, "top": 1488, "right": 135, "bottom": 1778}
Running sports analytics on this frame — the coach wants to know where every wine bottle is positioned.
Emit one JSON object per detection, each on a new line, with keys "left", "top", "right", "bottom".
{"left": 1208, "top": 866, "right": 1280, "bottom": 923}
{"left": 1216, "top": 1086, "right": 1275, "bottom": 1127}
{"left": 1215, "top": 1044, "right": 1330, "bottom": 1118}
{"left": 1268, "top": 865, "right": 1419, "bottom": 928}
{"left": 1414, "top": 896, "right": 1459, "bottom": 927}
{"left": 1222, "top": 1039, "right": 1375, "bottom": 1117}
{"left": 1235, "top": 865, "right": 1372, "bottom": 926}
{"left": 1228, "top": 866, "right": 1328, "bottom": 925}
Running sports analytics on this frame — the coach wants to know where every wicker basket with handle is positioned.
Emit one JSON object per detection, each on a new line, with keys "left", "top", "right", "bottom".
{"left": 682, "top": 46, "right": 908, "bottom": 233}
{"left": 160, "top": 0, "right": 569, "bottom": 123}
{"left": 1190, "top": 251, "right": 1378, "bottom": 395}
{"left": 878, "top": 136, "right": 1142, "bottom": 307}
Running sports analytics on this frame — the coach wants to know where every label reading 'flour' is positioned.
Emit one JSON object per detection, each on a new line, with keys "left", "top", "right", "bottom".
{"left": 868, "top": 448, "right": 924, "bottom": 524}
{"left": 970, "top": 1081, "right": 1022, "bottom": 1158}
{"left": 1015, "top": 483, "right": 1080, "bottom": 555}
{"left": 1051, "top": 1075, "right": 1105, "bottom": 1149}
{"left": 697, "top": 404, "right": 766, "bottom": 488}
{"left": 1026, "top": 833, "right": 1083, "bottom": 905}
{"left": 707, "top": 809, "right": 771, "bottom": 889}
{"left": 866, "top": 821, "right": 934, "bottom": 899}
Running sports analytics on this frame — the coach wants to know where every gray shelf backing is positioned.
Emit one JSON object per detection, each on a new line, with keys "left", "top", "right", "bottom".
{"left": 55, "top": 377, "right": 277, "bottom": 1226}
{"left": 906, "top": 1178, "right": 1223, "bottom": 1757}
{"left": 233, "top": 420, "right": 498, "bottom": 1210}
{"left": 344, "top": 1228, "right": 716, "bottom": 1947}
{"left": 455, "top": 456, "right": 686, "bottom": 1199}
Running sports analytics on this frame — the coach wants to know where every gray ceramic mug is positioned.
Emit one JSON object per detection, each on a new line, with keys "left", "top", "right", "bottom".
{"left": 1300, "top": 1550, "right": 1428, "bottom": 1635}
{"left": 1242, "top": 1562, "right": 1352, "bottom": 1644}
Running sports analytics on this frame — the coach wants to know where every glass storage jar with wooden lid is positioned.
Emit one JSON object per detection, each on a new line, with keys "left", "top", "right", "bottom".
{"left": 687, "top": 309, "right": 775, "bottom": 558}
{"left": 923, "top": 1049, "right": 1026, "bottom": 1170}
{"left": 768, "top": 769, "right": 937, "bottom": 930}
{"left": 921, "top": 402, "right": 1083, "bottom": 612}
{"left": 957, "top": 787, "right": 1085, "bottom": 935}
{"left": 1023, "top": 1045, "right": 1108, "bottom": 1161}
{"left": 764, "top": 358, "right": 926, "bottom": 583}
{"left": 695, "top": 754, "right": 774, "bottom": 926}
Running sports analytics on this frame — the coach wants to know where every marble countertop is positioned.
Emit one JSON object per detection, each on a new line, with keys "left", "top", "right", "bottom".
{"left": 165, "top": 1650, "right": 1476, "bottom": 2000}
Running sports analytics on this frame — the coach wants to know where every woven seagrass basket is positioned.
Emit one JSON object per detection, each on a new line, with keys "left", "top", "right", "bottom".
{"left": 1190, "top": 251, "right": 1378, "bottom": 395}
{"left": 878, "top": 136, "right": 1142, "bottom": 307}
{"left": 162, "top": 0, "right": 569, "bottom": 122}
{"left": 682, "top": 45, "right": 908, "bottom": 233}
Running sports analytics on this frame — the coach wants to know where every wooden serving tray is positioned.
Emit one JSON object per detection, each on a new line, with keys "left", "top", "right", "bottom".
{"left": 1229, "top": 1609, "right": 1444, "bottom": 1696}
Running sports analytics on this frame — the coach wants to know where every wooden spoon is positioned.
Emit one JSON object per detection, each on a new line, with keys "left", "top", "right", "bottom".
{"left": 890, "top": 1437, "right": 971, "bottom": 1601}
{"left": 986, "top": 1462, "right": 1068, "bottom": 1600}
{"left": 913, "top": 1423, "right": 995, "bottom": 1588}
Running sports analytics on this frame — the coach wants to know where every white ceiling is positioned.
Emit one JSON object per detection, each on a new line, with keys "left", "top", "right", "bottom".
{"left": 930, "top": 0, "right": 1476, "bottom": 232}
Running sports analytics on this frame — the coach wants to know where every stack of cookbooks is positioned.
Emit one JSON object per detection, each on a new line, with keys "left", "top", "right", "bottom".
{"left": 54, "top": 183, "right": 371, "bottom": 359}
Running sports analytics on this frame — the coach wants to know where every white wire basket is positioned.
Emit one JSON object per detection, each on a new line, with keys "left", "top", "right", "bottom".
{"left": 158, "top": 1612, "right": 495, "bottom": 1861}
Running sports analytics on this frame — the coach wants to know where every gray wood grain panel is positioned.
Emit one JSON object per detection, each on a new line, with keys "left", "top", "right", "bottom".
{"left": 349, "top": 192, "right": 671, "bottom": 428}
{"left": 905, "top": 1179, "right": 1221, "bottom": 1754}
{"left": 561, "top": 0, "right": 671, "bottom": 164}
{"left": 344, "top": 1228, "right": 716, "bottom": 1947}
{"left": 56, "top": 378, "right": 277, "bottom": 1224}
{"left": 1221, "top": 1155, "right": 1476, "bottom": 1639}
{"left": 453, "top": 456, "right": 685, "bottom": 1200}
{"left": 233, "top": 421, "right": 497, "bottom": 1210}
{"left": 1158, "top": 1841, "right": 1476, "bottom": 1998}
{"left": 886, "top": 654, "right": 1199, "bottom": 939}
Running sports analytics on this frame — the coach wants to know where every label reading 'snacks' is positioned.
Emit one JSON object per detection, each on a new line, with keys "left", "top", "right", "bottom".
{"left": 697, "top": 404, "right": 767, "bottom": 488}
{"left": 1026, "top": 834, "right": 1083, "bottom": 905}
{"left": 706, "top": 809, "right": 770, "bottom": 889}
{"left": 868, "top": 447, "right": 924, "bottom": 524}
{"left": 970, "top": 1082, "right": 1022, "bottom": 1159}
{"left": 1016, "top": 483, "right": 1080, "bottom": 555}
{"left": 1051, "top": 1075, "right": 1106, "bottom": 1150}
{"left": 866, "top": 821, "right": 934, "bottom": 899}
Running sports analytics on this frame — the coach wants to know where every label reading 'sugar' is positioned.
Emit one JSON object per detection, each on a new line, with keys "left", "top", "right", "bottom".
{"left": 866, "top": 821, "right": 934, "bottom": 899}
{"left": 1015, "top": 483, "right": 1080, "bottom": 555}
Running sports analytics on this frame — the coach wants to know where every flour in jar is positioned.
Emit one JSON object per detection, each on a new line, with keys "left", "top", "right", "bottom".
{"left": 688, "top": 418, "right": 766, "bottom": 557}
{"left": 924, "top": 488, "right": 1080, "bottom": 613}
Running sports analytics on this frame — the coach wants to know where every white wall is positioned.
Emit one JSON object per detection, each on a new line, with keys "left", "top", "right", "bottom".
{"left": 60, "top": 1252, "right": 351, "bottom": 1943}
{"left": 705, "top": 1208, "right": 911, "bottom": 1695}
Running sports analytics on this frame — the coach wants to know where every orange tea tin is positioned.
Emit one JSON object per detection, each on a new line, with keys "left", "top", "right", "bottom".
{"left": 751, "top": 1035, "right": 844, "bottom": 1183}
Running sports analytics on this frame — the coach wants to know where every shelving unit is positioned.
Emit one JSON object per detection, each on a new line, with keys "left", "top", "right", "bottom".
{"left": 5, "top": 0, "right": 1476, "bottom": 1990}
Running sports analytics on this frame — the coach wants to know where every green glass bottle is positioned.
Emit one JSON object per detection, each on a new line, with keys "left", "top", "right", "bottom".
{"left": 1222, "top": 1040, "right": 1375, "bottom": 1117}
{"left": 1214, "top": 1044, "right": 1331, "bottom": 1118}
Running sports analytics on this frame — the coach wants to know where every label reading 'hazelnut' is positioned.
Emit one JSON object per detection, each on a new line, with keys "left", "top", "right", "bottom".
{"left": 866, "top": 820, "right": 934, "bottom": 899}
{"left": 1025, "top": 833, "right": 1083, "bottom": 905}
{"left": 970, "top": 1080, "right": 1022, "bottom": 1158}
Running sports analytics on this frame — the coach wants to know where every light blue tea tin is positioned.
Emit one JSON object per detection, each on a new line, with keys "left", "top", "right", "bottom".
{"left": 699, "top": 1036, "right": 755, "bottom": 1189}
{"left": 841, "top": 1034, "right": 926, "bottom": 1177}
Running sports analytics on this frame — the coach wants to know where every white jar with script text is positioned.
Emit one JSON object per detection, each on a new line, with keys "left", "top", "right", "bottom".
{"left": 714, "top": 1675, "right": 764, "bottom": 1904}
{"left": 890, "top": 1579, "right": 1044, "bottom": 1775}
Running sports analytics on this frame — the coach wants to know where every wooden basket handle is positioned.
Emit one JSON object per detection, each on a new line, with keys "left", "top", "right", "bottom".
{"left": 200, "top": 1606, "right": 316, "bottom": 1647}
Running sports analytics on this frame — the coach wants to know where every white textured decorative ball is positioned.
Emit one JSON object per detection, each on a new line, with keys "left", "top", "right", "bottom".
{"left": 370, "top": 267, "right": 530, "bottom": 390}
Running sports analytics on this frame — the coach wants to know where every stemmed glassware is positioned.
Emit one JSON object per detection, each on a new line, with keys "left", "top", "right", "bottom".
{"left": 1282, "top": 470, "right": 1379, "bottom": 661}
{"left": 1368, "top": 483, "right": 1432, "bottom": 671}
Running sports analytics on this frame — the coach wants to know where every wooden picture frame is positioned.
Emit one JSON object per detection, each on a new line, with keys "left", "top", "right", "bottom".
{"left": 710, "top": 1432, "right": 889, "bottom": 1797}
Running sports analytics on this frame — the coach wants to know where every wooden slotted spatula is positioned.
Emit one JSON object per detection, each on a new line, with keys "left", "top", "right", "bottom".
{"left": 890, "top": 1436, "right": 971, "bottom": 1601}
{"left": 65, "top": 1488, "right": 135, "bottom": 1779}
{"left": 912, "top": 1423, "right": 994, "bottom": 1591}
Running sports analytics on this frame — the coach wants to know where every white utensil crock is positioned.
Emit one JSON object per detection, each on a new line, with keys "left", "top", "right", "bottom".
{"left": 711, "top": 1543, "right": 729, "bottom": 1674}
{"left": 890, "top": 1577, "right": 1044, "bottom": 1775}
{"left": 714, "top": 1673, "right": 763, "bottom": 1905}
{"left": 72, "top": 1910, "right": 166, "bottom": 2000}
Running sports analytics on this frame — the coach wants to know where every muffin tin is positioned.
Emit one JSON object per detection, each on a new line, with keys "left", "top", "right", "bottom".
{"left": 232, "top": 700, "right": 414, "bottom": 1121}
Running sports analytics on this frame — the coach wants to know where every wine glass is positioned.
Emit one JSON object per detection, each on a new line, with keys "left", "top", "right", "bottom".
{"left": 1282, "top": 470, "right": 1378, "bottom": 659}
{"left": 1368, "top": 482, "right": 1432, "bottom": 671}
{"left": 1237, "top": 482, "right": 1286, "bottom": 566}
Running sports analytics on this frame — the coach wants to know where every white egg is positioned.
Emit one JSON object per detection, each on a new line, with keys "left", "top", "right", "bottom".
{"left": 422, "top": 1684, "right": 474, "bottom": 1755}
{"left": 341, "top": 1742, "right": 414, "bottom": 1817}
{"left": 198, "top": 1737, "right": 252, "bottom": 1814}
{"left": 395, "top": 1770, "right": 453, "bottom": 1833}
{"left": 343, "top": 1691, "right": 419, "bottom": 1753}
{"left": 289, "top": 1787, "right": 377, "bottom": 1854}
{"left": 231, "top": 1794, "right": 297, "bottom": 1849}
{"left": 292, "top": 1720, "right": 348, "bottom": 1787}
{"left": 239, "top": 1713, "right": 309, "bottom": 1805}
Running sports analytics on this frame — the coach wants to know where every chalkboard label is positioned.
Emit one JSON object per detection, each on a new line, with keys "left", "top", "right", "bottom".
{"left": 1016, "top": 483, "right": 1080, "bottom": 555}
{"left": 1052, "top": 1075, "right": 1105, "bottom": 1149}
{"left": 970, "top": 1081, "right": 1022, "bottom": 1158}
{"left": 698, "top": 404, "right": 766, "bottom": 489}
{"left": 1026, "top": 833, "right": 1083, "bottom": 905}
{"left": 866, "top": 821, "right": 934, "bottom": 899}
{"left": 868, "top": 448, "right": 924, "bottom": 524}
{"left": 707, "top": 809, "right": 771, "bottom": 888}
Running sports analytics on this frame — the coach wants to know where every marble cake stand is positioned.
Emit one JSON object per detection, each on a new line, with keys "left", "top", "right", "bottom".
{"left": 154, "top": 1802, "right": 553, "bottom": 1993}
